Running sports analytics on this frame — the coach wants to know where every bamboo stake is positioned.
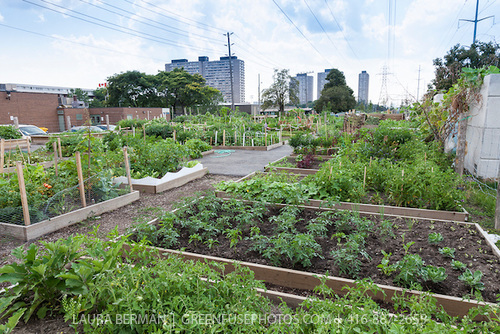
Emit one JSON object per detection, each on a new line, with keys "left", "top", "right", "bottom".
{"left": 57, "top": 137, "right": 63, "bottom": 159}
{"left": 16, "top": 162, "right": 30, "bottom": 226}
{"left": 0, "top": 139, "right": 4, "bottom": 173}
{"left": 52, "top": 142, "right": 58, "bottom": 176}
{"left": 363, "top": 166, "right": 367, "bottom": 189}
{"left": 75, "top": 152, "right": 87, "bottom": 208}
{"left": 123, "top": 147, "right": 133, "bottom": 193}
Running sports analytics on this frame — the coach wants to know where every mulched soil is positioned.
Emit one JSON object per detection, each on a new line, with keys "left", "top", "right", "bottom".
{"left": 277, "top": 156, "right": 330, "bottom": 170}
{"left": 140, "top": 203, "right": 500, "bottom": 304}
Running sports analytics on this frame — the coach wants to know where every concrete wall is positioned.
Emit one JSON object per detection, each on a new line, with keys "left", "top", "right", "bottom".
{"left": 464, "top": 74, "right": 500, "bottom": 179}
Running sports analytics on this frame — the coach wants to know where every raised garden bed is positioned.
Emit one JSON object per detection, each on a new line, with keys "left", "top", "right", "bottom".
{"left": 0, "top": 191, "right": 139, "bottom": 241}
{"left": 213, "top": 141, "right": 284, "bottom": 151}
{"left": 265, "top": 156, "right": 332, "bottom": 175}
{"left": 216, "top": 172, "right": 470, "bottom": 221}
{"left": 128, "top": 195, "right": 500, "bottom": 319}
{"left": 113, "top": 163, "right": 208, "bottom": 194}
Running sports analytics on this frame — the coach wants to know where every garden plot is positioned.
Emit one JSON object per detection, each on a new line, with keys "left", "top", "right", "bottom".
{"left": 216, "top": 172, "right": 470, "bottom": 221}
{"left": 129, "top": 195, "right": 500, "bottom": 318}
{"left": 265, "top": 155, "right": 333, "bottom": 175}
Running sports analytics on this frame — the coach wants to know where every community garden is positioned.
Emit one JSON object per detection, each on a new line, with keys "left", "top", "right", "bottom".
{"left": 0, "top": 106, "right": 499, "bottom": 332}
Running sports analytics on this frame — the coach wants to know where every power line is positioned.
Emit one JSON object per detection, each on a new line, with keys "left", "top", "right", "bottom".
{"left": 77, "top": 0, "right": 223, "bottom": 44}
{"left": 0, "top": 22, "right": 170, "bottom": 64}
{"left": 121, "top": 0, "right": 227, "bottom": 35}
{"left": 271, "top": 0, "right": 333, "bottom": 66}
{"left": 22, "top": 0, "right": 220, "bottom": 54}
{"left": 324, "top": 0, "right": 361, "bottom": 63}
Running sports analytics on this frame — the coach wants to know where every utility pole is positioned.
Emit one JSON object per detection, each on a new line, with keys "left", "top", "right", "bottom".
{"left": 224, "top": 32, "right": 235, "bottom": 111}
{"left": 460, "top": 0, "right": 494, "bottom": 44}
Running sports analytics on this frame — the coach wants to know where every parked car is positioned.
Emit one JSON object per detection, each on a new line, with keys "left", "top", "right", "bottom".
{"left": 0, "top": 124, "right": 47, "bottom": 140}
{"left": 18, "top": 124, "right": 48, "bottom": 136}
{"left": 95, "top": 124, "right": 117, "bottom": 131}
{"left": 67, "top": 126, "right": 104, "bottom": 133}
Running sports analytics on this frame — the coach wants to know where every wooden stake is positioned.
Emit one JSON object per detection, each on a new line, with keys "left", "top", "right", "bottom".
{"left": 143, "top": 124, "right": 146, "bottom": 141}
{"left": 265, "top": 133, "right": 268, "bottom": 147}
{"left": 75, "top": 152, "right": 87, "bottom": 208}
{"left": 132, "top": 126, "right": 135, "bottom": 136}
{"left": 363, "top": 166, "right": 367, "bottom": 189}
{"left": 0, "top": 139, "right": 4, "bottom": 173}
{"left": 26, "top": 138, "right": 31, "bottom": 155}
{"left": 223, "top": 130, "right": 226, "bottom": 146}
{"left": 57, "top": 137, "right": 63, "bottom": 158}
{"left": 173, "top": 130, "right": 176, "bottom": 142}
{"left": 234, "top": 131, "right": 237, "bottom": 146}
{"left": 16, "top": 162, "right": 30, "bottom": 226}
{"left": 123, "top": 147, "right": 133, "bottom": 193}
{"left": 215, "top": 131, "right": 218, "bottom": 145}
{"left": 52, "top": 142, "right": 58, "bottom": 177}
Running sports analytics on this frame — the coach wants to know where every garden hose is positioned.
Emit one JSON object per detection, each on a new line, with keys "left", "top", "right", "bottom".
{"left": 213, "top": 149, "right": 235, "bottom": 158}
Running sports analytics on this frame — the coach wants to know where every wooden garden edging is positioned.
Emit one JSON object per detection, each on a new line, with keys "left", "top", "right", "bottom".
{"left": 119, "top": 198, "right": 499, "bottom": 321}
{"left": 122, "top": 238, "right": 497, "bottom": 321}
{"left": 113, "top": 165, "right": 209, "bottom": 194}
{"left": 0, "top": 191, "right": 140, "bottom": 241}
{"left": 214, "top": 191, "right": 469, "bottom": 222}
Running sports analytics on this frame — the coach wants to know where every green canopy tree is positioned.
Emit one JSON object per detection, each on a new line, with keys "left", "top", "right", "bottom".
{"left": 431, "top": 42, "right": 499, "bottom": 92}
{"left": 315, "top": 69, "right": 356, "bottom": 113}
{"left": 156, "top": 69, "right": 221, "bottom": 115}
{"left": 106, "top": 71, "right": 162, "bottom": 107}
{"left": 261, "top": 69, "right": 299, "bottom": 113}
{"left": 90, "top": 87, "right": 107, "bottom": 108}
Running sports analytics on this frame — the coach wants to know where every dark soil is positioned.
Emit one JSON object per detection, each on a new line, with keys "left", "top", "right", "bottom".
{"left": 139, "top": 202, "right": 500, "bottom": 304}
{"left": 277, "top": 156, "right": 330, "bottom": 170}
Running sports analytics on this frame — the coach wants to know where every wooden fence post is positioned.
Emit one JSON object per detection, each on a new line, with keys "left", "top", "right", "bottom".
{"left": 52, "top": 142, "right": 59, "bottom": 176}
{"left": 123, "top": 147, "right": 133, "bottom": 193}
{"left": 16, "top": 162, "right": 30, "bottom": 226}
{"left": 26, "top": 138, "right": 31, "bottom": 155}
{"left": 0, "top": 139, "right": 4, "bottom": 173}
{"left": 75, "top": 152, "right": 87, "bottom": 208}
{"left": 57, "top": 137, "right": 63, "bottom": 158}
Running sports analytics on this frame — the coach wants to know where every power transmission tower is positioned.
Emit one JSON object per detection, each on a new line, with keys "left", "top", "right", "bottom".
{"left": 377, "top": 65, "right": 391, "bottom": 107}
{"left": 459, "top": 0, "right": 494, "bottom": 44}
{"left": 224, "top": 32, "right": 235, "bottom": 110}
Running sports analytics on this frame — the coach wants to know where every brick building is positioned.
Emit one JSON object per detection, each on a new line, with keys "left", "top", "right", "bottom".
{"left": 0, "top": 84, "right": 168, "bottom": 132}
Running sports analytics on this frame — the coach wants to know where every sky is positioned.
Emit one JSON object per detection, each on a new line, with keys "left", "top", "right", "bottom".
{"left": 0, "top": 0, "right": 498, "bottom": 107}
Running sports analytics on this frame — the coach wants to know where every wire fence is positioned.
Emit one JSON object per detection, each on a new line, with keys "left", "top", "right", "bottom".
{"left": 0, "top": 162, "right": 130, "bottom": 226}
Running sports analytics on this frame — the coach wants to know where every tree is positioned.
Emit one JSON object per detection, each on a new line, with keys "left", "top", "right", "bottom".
{"left": 315, "top": 69, "right": 356, "bottom": 113}
{"left": 431, "top": 42, "right": 499, "bottom": 92}
{"left": 156, "top": 69, "right": 220, "bottom": 116}
{"left": 68, "top": 88, "right": 89, "bottom": 106}
{"left": 106, "top": 71, "right": 162, "bottom": 107}
{"left": 90, "top": 87, "right": 107, "bottom": 108}
{"left": 261, "top": 69, "right": 299, "bottom": 113}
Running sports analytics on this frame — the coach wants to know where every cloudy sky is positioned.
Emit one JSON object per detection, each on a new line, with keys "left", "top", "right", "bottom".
{"left": 0, "top": 0, "right": 498, "bottom": 106}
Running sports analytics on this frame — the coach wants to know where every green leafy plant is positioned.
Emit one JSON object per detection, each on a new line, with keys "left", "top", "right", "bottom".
{"left": 428, "top": 232, "right": 444, "bottom": 244}
{"left": 439, "top": 247, "right": 456, "bottom": 258}
{"left": 425, "top": 266, "right": 448, "bottom": 283}
{"left": 451, "top": 260, "right": 467, "bottom": 271}
{"left": 458, "top": 269, "right": 485, "bottom": 292}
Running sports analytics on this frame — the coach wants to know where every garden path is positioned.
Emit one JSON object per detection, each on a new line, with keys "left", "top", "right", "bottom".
{"left": 197, "top": 144, "right": 293, "bottom": 176}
